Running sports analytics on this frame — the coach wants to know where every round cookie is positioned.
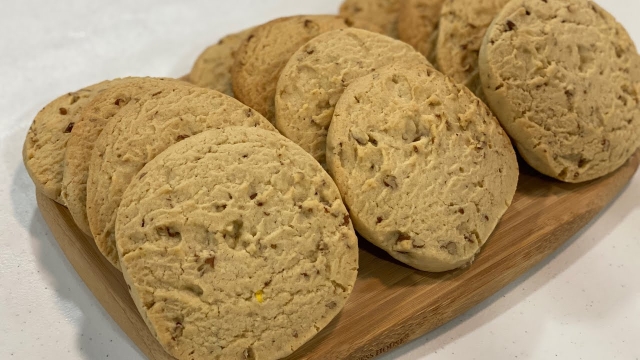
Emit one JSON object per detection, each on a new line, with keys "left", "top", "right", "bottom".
{"left": 231, "top": 15, "right": 381, "bottom": 122}
{"left": 23, "top": 80, "right": 111, "bottom": 204}
{"left": 326, "top": 64, "right": 518, "bottom": 272}
{"left": 339, "top": 0, "right": 400, "bottom": 38}
{"left": 397, "top": 0, "right": 446, "bottom": 61}
{"left": 86, "top": 85, "right": 275, "bottom": 269}
{"left": 275, "top": 28, "right": 430, "bottom": 164}
{"left": 436, "top": 0, "right": 510, "bottom": 95}
{"left": 116, "top": 127, "right": 358, "bottom": 360}
{"left": 188, "top": 28, "right": 254, "bottom": 96}
{"left": 479, "top": 0, "right": 640, "bottom": 182}
{"left": 62, "top": 77, "right": 184, "bottom": 235}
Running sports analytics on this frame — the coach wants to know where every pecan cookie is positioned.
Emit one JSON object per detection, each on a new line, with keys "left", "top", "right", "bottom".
{"left": 326, "top": 64, "right": 518, "bottom": 271}
{"left": 479, "top": 0, "right": 640, "bottom": 182}
{"left": 116, "top": 127, "right": 358, "bottom": 360}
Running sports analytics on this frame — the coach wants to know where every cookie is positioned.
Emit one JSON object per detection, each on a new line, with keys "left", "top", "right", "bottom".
{"left": 480, "top": 0, "right": 640, "bottom": 182}
{"left": 326, "top": 64, "right": 518, "bottom": 272}
{"left": 436, "top": 0, "right": 510, "bottom": 95}
{"left": 116, "top": 126, "right": 358, "bottom": 360}
{"left": 232, "top": 15, "right": 381, "bottom": 122}
{"left": 23, "top": 80, "right": 111, "bottom": 204}
{"left": 339, "top": 0, "right": 400, "bottom": 38}
{"left": 62, "top": 77, "right": 183, "bottom": 235}
{"left": 397, "top": 0, "right": 446, "bottom": 60}
{"left": 86, "top": 84, "right": 275, "bottom": 269}
{"left": 275, "top": 28, "right": 430, "bottom": 164}
{"left": 188, "top": 28, "right": 254, "bottom": 96}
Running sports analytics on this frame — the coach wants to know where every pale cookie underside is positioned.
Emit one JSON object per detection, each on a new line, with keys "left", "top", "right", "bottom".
{"left": 116, "top": 127, "right": 358, "bottom": 360}
{"left": 231, "top": 15, "right": 381, "bottom": 122}
{"left": 275, "top": 28, "right": 430, "bottom": 165}
{"left": 86, "top": 84, "right": 274, "bottom": 269}
{"left": 23, "top": 80, "right": 111, "bottom": 204}
{"left": 339, "top": 0, "right": 401, "bottom": 38}
{"left": 436, "top": 0, "right": 510, "bottom": 95}
{"left": 479, "top": 0, "right": 640, "bottom": 182}
{"left": 326, "top": 65, "right": 518, "bottom": 272}
{"left": 397, "top": 0, "right": 446, "bottom": 60}
{"left": 189, "top": 28, "right": 254, "bottom": 96}
{"left": 62, "top": 77, "right": 183, "bottom": 236}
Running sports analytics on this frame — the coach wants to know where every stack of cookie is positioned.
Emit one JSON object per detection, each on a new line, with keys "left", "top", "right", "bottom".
{"left": 24, "top": 77, "right": 359, "bottom": 359}
{"left": 188, "top": 14, "right": 519, "bottom": 274}
{"left": 23, "top": 0, "right": 639, "bottom": 359}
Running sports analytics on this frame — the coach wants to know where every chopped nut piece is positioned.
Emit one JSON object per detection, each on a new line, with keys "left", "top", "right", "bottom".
{"left": 350, "top": 127, "right": 368, "bottom": 145}
{"left": 383, "top": 175, "right": 398, "bottom": 189}
{"left": 64, "top": 122, "right": 75, "bottom": 133}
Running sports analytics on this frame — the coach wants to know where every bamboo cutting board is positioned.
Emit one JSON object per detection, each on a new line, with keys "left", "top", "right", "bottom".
{"left": 37, "top": 151, "right": 639, "bottom": 360}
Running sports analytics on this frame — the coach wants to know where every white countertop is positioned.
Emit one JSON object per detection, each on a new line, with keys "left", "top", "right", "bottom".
{"left": 1, "top": 1, "right": 639, "bottom": 359}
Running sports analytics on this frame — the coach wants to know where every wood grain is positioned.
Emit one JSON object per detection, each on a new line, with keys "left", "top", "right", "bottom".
{"left": 37, "top": 151, "right": 639, "bottom": 360}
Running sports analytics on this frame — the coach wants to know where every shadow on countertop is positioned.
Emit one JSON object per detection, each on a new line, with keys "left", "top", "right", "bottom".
{"left": 5, "top": 119, "right": 144, "bottom": 360}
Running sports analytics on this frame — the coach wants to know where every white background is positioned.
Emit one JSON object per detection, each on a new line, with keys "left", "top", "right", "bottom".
{"left": 0, "top": 1, "right": 639, "bottom": 359}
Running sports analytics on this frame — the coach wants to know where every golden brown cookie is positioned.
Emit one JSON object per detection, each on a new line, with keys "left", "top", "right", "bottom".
{"left": 275, "top": 28, "right": 429, "bottom": 164}
{"left": 23, "top": 80, "right": 111, "bottom": 204}
{"left": 326, "top": 64, "right": 518, "bottom": 271}
{"left": 86, "top": 84, "right": 274, "bottom": 269}
{"left": 479, "top": 0, "right": 640, "bottom": 182}
{"left": 62, "top": 77, "right": 183, "bottom": 235}
{"left": 231, "top": 15, "right": 381, "bottom": 122}
{"left": 397, "top": 0, "right": 446, "bottom": 60}
{"left": 339, "top": 0, "right": 401, "bottom": 37}
{"left": 436, "top": 0, "right": 510, "bottom": 95}
{"left": 116, "top": 127, "right": 358, "bottom": 360}
{"left": 188, "top": 28, "right": 254, "bottom": 96}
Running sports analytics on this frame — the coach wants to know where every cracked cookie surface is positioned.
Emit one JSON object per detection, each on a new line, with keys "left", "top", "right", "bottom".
{"left": 339, "top": 0, "right": 401, "bottom": 38}
{"left": 116, "top": 127, "right": 358, "bottom": 360}
{"left": 62, "top": 77, "right": 183, "bottom": 235}
{"left": 231, "top": 15, "right": 381, "bottom": 122}
{"left": 86, "top": 84, "right": 274, "bottom": 269}
{"left": 437, "top": 0, "right": 510, "bottom": 95}
{"left": 479, "top": 0, "right": 640, "bottom": 182}
{"left": 23, "top": 80, "right": 112, "bottom": 204}
{"left": 326, "top": 64, "right": 518, "bottom": 271}
{"left": 397, "top": 0, "right": 446, "bottom": 61}
{"left": 189, "top": 28, "right": 254, "bottom": 97}
{"left": 275, "top": 28, "right": 430, "bottom": 165}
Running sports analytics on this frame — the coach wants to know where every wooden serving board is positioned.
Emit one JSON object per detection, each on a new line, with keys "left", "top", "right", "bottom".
{"left": 37, "top": 151, "right": 639, "bottom": 360}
